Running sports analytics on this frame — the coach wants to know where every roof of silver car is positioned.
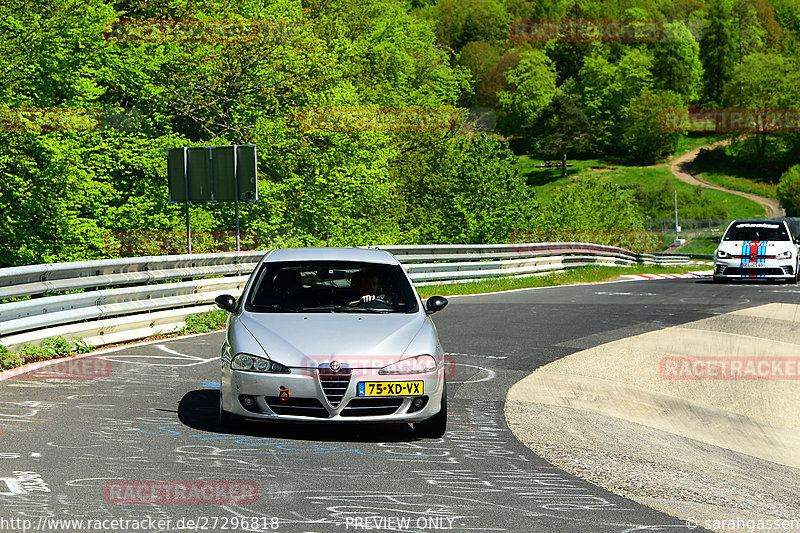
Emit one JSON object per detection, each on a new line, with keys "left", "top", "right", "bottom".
{"left": 263, "top": 247, "right": 399, "bottom": 264}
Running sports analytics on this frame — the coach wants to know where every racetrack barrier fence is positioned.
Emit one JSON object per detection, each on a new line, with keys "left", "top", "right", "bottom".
{"left": 0, "top": 244, "right": 710, "bottom": 351}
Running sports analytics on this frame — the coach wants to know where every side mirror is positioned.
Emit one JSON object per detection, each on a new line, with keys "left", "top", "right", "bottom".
{"left": 215, "top": 294, "right": 237, "bottom": 313}
{"left": 711, "top": 236, "right": 721, "bottom": 243}
{"left": 426, "top": 296, "right": 448, "bottom": 314}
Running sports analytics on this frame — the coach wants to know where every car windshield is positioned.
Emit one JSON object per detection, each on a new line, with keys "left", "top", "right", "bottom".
{"left": 723, "top": 223, "right": 790, "bottom": 242}
{"left": 245, "top": 260, "right": 419, "bottom": 313}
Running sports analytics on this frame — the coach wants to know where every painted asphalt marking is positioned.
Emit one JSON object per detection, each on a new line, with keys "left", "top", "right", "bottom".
{"left": 446, "top": 353, "right": 507, "bottom": 360}
{"left": 594, "top": 292, "right": 657, "bottom": 296}
{"left": 448, "top": 364, "right": 496, "bottom": 384}
{"left": 623, "top": 272, "right": 710, "bottom": 280}
{"left": 105, "top": 345, "right": 217, "bottom": 367}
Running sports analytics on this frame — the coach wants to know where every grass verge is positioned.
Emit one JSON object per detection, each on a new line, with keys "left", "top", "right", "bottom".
{"left": 0, "top": 309, "right": 229, "bottom": 372}
{"left": 1, "top": 337, "right": 94, "bottom": 371}
{"left": 693, "top": 146, "right": 780, "bottom": 199}
{"left": 517, "top": 155, "right": 765, "bottom": 220}
{"left": 416, "top": 264, "right": 710, "bottom": 298}
{"left": 678, "top": 237, "right": 719, "bottom": 255}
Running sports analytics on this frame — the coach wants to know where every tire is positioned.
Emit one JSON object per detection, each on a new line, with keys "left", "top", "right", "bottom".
{"left": 414, "top": 381, "right": 447, "bottom": 438}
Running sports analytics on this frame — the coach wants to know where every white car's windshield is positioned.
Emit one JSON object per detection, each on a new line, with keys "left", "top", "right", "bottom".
{"left": 246, "top": 260, "right": 419, "bottom": 313}
{"left": 723, "top": 223, "right": 790, "bottom": 242}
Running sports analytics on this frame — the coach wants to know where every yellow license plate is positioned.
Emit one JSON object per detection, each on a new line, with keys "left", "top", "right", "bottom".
{"left": 357, "top": 381, "right": 424, "bottom": 396}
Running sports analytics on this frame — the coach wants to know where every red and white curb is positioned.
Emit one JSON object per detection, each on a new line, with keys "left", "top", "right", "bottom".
{"left": 624, "top": 270, "right": 713, "bottom": 280}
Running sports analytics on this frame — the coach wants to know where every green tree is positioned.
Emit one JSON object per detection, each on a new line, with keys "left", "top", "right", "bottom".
{"left": 723, "top": 52, "right": 800, "bottom": 160}
{"left": 535, "top": 177, "right": 645, "bottom": 231}
{"left": 434, "top": 0, "right": 510, "bottom": 50}
{"left": 396, "top": 134, "right": 537, "bottom": 244}
{"left": 621, "top": 90, "right": 684, "bottom": 163}
{"left": 497, "top": 49, "right": 558, "bottom": 133}
{"left": 700, "top": 0, "right": 737, "bottom": 104}
{"left": 651, "top": 21, "right": 704, "bottom": 102}
{"left": 457, "top": 41, "right": 502, "bottom": 107}
{"left": 777, "top": 165, "right": 800, "bottom": 216}
{"left": 579, "top": 48, "right": 654, "bottom": 152}
{"left": 528, "top": 93, "right": 592, "bottom": 177}
{"left": 733, "top": 0, "right": 767, "bottom": 63}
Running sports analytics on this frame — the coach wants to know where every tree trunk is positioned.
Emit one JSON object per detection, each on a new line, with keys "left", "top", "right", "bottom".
{"left": 562, "top": 152, "right": 568, "bottom": 177}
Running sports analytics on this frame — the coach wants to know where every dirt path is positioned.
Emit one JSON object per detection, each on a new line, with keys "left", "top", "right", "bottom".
{"left": 669, "top": 139, "right": 785, "bottom": 218}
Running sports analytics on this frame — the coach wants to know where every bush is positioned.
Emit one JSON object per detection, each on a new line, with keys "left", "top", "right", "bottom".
{"left": 182, "top": 309, "right": 229, "bottom": 334}
{"left": 621, "top": 90, "right": 683, "bottom": 164}
{"left": 777, "top": 165, "right": 800, "bottom": 216}
{"left": 43, "top": 337, "right": 75, "bottom": 357}
{"left": 535, "top": 177, "right": 645, "bottom": 231}
{"left": 0, "top": 337, "right": 95, "bottom": 370}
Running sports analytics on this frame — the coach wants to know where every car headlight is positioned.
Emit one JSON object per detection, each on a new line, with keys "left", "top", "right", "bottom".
{"left": 379, "top": 355, "right": 437, "bottom": 375}
{"left": 776, "top": 250, "right": 792, "bottom": 259}
{"left": 716, "top": 249, "right": 731, "bottom": 259}
{"left": 231, "top": 353, "right": 291, "bottom": 373}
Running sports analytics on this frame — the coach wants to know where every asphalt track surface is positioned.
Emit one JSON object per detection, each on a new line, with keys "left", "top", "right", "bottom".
{"left": 1, "top": 277, "right": 798, "bottom": 533}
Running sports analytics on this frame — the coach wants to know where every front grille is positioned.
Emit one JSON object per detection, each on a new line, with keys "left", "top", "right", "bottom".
{"left": 722, "top": 267, "right": 785, "bottom": 276}
{"left": 319, "top": 365, "right": 351, "bottom": 407}
{"left": 341, "top": 398, "right": 403, "bottom": 417}
{"left": 265, "top": 396, "right": 329, "bottom": 418}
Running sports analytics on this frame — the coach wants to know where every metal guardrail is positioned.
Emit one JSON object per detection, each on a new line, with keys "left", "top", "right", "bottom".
{"left": 0, "top": 244, "right": 709, "bottom": 351}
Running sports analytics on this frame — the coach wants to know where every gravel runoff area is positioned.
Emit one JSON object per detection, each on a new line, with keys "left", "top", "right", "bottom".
{"left": 506, "top": 303, "right": 800, "bottom": 533}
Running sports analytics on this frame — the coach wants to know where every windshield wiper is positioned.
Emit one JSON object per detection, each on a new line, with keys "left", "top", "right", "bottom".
{"left": 296, "top": 305, "right": 392, "bottom": 314}
{"left": 296, "top": 306, "right": 336, "bottom": 313}
{"left": 251, "top": 304, "right": 300, "bottom": 313}
{"left": 332, "top": 307, "right": 392, "bottom": 313}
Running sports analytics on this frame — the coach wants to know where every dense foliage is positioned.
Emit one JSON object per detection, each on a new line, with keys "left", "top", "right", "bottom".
{"left": 777, "top": 165, "right": 800, "bottom": 216}
{"left": 1, "top": 0, "right": 799, "bottom": 266}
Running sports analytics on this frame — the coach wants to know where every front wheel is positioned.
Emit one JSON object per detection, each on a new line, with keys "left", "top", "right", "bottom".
{"left": 413, "top": 382, "right": 447, "bottom": 438}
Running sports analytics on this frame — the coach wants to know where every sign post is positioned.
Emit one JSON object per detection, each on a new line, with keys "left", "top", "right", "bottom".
{"left": 183, "top": 147, "right": 191, "bottom": 254}
{"left": 167, "top": 145, "right": 258, "bottom": 254}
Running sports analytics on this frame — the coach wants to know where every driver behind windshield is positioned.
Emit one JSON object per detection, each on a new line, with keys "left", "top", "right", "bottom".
{"left": 348, "top": 268, "right": 381, "bottom": 306}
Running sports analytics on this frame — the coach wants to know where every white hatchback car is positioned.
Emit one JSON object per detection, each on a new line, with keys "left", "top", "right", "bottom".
{"left": 713, "top": 220, "right": 800, "bottom": 283}
{"left": 215, "top": 247, "right": 449, "bottom": 437}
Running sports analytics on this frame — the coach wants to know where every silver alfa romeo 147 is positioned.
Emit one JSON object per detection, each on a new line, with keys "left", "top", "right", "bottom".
{"left": 214, "top": 247, "right": 449, "bottom": 437}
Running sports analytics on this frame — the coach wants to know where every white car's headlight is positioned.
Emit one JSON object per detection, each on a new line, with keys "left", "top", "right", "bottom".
{"left": 716, "top": 249, "right": 732, "bottom": 259}
{"left": 231, "top": 353, "right": 291, "bottom": 373}
{"left": 379, "top": 355, "right": 437, "bottom": 375}
{"left": 776, "top": 250, "right": 792, "bottom": 259}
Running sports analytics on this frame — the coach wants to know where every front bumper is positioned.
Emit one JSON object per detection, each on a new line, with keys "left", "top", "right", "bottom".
{"left": 221, "top": 365, "right": 445, "bottom": 423}
{"left": 713, "top": 259, "right": 796, "bottom": 279}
